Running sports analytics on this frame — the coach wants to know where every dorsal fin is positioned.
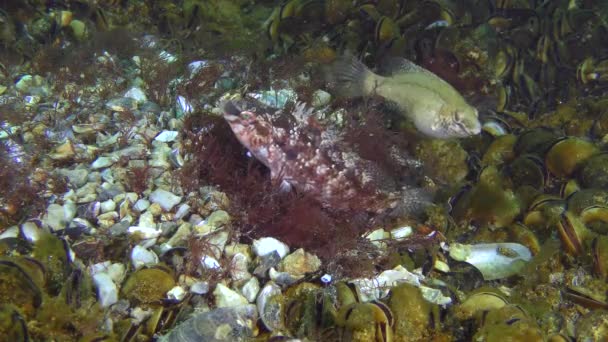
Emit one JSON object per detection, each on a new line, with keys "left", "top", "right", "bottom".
{"left": 378, "top": 56, "right": 435, "bottom": 77}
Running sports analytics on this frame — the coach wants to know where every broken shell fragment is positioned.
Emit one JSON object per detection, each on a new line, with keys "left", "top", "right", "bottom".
{"left": 449, "top": 243, "right": 532, "bottom": 280}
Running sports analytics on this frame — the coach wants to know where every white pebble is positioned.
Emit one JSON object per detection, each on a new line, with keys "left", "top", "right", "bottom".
{"left": 128, "top": 225, "right": 161, "bottom": 239}
{"left": 154, "top": 130, "right": 179, "bottom": 143}
{"left": 167, "top": 286, "right": 187, "bottom": 301}
{"left": 213, "top": 283, "right": 249, "bottom": 308}
{"left": 100, "top": 199, "right": 117, "bottom": 213}
{"left": 124, "top": 87, "right": 147, "bottom": 103}
{"left": 92, "top": 273, "right": 118, "bottom": 307}
{"left": 390, "top": 226, "right": 413, "bottom": 240}
{"left": 311, "top": 89, "right": 331, "bottom": 108}
{"left": 241, "top": 277, "right": 260, "bottom": 303}
{"left": 149, "top": 188, "right": 182, "bottom": 211}
{"left": 133, "top": 199, "right": 150, "bottom": 212}
{"left": 201, "top": 255, "right": 221, "bottom": 270}
{"left": 91, "top": 156, "right": 115, "bottom": 169}
{"left": 131, "top": 245, "right": 159, "bottom": 268}
{"left": 190, "top": 281, "right": 210, "bottom": 295}
{"left": 252, "top": 237, "right": 289, "bottom": 259}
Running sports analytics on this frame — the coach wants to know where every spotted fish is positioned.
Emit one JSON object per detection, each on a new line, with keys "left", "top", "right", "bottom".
{"left": 222, "top": 99, "right": 429, "bottom": 214}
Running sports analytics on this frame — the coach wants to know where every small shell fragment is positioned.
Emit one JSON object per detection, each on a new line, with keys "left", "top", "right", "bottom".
{"left": 449, "top": 243, "right": 532, "bottom": 280}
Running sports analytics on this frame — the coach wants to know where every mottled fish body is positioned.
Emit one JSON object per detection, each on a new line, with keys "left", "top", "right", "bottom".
{"left": 330, "top": 56, "right": 481, "bottom": 139}
{"left": 222, "top": 99, "right": 428, "bottom": 214}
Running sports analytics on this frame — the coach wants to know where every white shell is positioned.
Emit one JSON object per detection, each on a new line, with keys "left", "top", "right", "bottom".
{"left": 449, "top": 242, "right": 532, "bottom": 280}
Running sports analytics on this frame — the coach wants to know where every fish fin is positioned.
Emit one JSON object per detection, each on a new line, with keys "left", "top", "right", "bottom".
{"left": 378, "top": 56, "right": 433, "bottom": 76}
{"left": 327, "top": 54, "right": 373, "bottom": 98}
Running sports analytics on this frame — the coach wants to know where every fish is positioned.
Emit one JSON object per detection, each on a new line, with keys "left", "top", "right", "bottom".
{"left": 328, "top": 55, "right": 482, "bottom": 139}
{"left": 222, "top": 99, "right": 429, "bottom": 214}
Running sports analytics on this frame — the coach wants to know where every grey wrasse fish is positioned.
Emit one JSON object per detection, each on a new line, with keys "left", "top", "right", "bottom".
{"left": 222, "top": 99, "right": 429, "bottom": 214}
{"left": 329, "top": 56, "right": 481, "bottom": 139}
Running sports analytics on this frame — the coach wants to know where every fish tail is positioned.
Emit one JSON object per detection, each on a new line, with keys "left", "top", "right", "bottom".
{"left": 328, "top": 55, "right": 374, "bottom": 98}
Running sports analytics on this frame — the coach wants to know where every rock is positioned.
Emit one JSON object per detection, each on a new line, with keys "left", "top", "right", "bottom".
{"left": 43, "top": 202, "right": 77, "bottom": 231}
{"left": 92, "top": 273, "right": 118, "bottom": 307}
{"left": 100, "top": 199, "right": 116, "bottom": 213}
{"left": 57, "top": 168, "right": 89, "bottom": 187}
{"left": 49, "top": 140, "right": 76, "bottom": 160}
{"left": 241, "top": 277, "right": 260, "bottom": 303}
{"left": 213, "top": 283, "right": 249, "bottom": 308}
{"left": 91, "top": 156, "right": 115, "bottom": 169}
{"left": 133, "top": 199, "right": 150, "bottom": 212}
{"left": 175, "top": 203, "right": 190, "bottom": 220}
{"left": 193, "top": 210, "right": 230, "bottom": 235}
{"left": 155, "top": 130, "right": 179, "bottom": 142}
{"left": 106, "top": 97, "right": 137, "bottom": 112}
{"left": 201, "top": 255, "right": 221, "bottom": 270}
{"left": 158, "top": 305, "right": 257, "bottom": 342}
{"left": 252, "top": 251, "right": 282, "bottom": 278}
{"left": 390, "top": 225, "right": 413, "bottom": 240}
{"left": 124, "top": 87, "right": 147, "bottom": 103}
{"left": 252, "top": 237, "right": 289, "bottom": 259}
{"left": 149, "top": 189, "right": 182, "bottom": 211}
{"left": 167, "top": 286, "right": 187, "bottom": 301}
{"left": 230, "top": 253, "right": 252, "bottom": 284}
{"left": 131, "top": 245, "right": 159, "bottom": 268}
{"left": 165, "top": 222, "right": 192, "bottom": 247}
{"left": 190, "top": 281, "right": 210, "bottom": 295}
{"left": 311, "top": 89, "right": 331, "bottom": 108}
{"left": 277, "top": 248, "right": 321, "bottom": 278}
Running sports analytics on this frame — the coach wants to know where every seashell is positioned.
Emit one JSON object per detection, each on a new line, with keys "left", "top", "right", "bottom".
{"left": 257, "top": 281, "right": 284, "bottom": 331}
{"left": 449, "top": 242, "right": 532, "bottom": 280}
{"left": 556, "top": 210, "right": 592, "bottom": 256}
{"left": 545, "top": 137, "right": 598, "bottom": 178}
{"left": 454, "top": 289, "right": 508, "bottom": 320}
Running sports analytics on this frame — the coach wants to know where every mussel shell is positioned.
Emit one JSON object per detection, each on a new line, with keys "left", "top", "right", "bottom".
{"left": 556, "top": 211, "right": 591, "bottom": 256}
{"left": 592, "top": 235, "right": 608, "bottom": 281}
{"left": 513, "top": 127, "right": 559, "bottom": 157}
{"left": 545, "top": 137, "right": 598, "bottom": 178}
{"left": 0, "top": 259, "right": 43, "bottom": 311}
{"left": 577, "top": 152, "right": 608, "bottom": 189}
{"left": 506, "top": 154, "right": 546, "bottom": 189}
{"left": 565, "top": 189, "right": 608, "bottom": 215}
{"left": 0, "top": 304, "right": 29, "bottom": 341}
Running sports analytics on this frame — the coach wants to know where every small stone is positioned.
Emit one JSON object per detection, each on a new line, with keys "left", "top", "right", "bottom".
{"left": 43, "top": 202, "right": 77, "bottom": 231}
{"left": 149, "top": 189, "right": 182, "bottom": 211}
{"left": 230, "top": 253, "right": 252, "bottom": 284}
{"left": 131, "top": 245, "right": 159, "bottom": 268}
{"left": 240, "top": 277, "right": 260, "bottom": 303}
{"left": 277, "top": 248, "right": 321, "bottom": 278}
{"left": 165, "top": 222, "right": 192, "bottom": 247}
{"left": 190, "top": 281, "right": 210, "bottom": 295}
{"left": 253, "top": 251, "right": 282, "bottom": 278}
{"left": 92, "top": 273, "right": 118, "bottom": 307}
{"left": 201, "top": 255, "right": 221, "bottom": 270}
{"left": 91, "top": 156, "right": 115, "bottom": 169}
{"left": 147, "top": 203, "right": 163, "bottom": 216}
{"left": 311, "top": 89, "right": 331, "bottom": 108}
{"left": 100, "top": 199, "right": 116, "bottom": 213}
{"left": 49, "top": 140, "right": 76, "bottom": 161}
{"left": 57, "top": 168, "right": 89, "bottom": 187}
{"left": 167, "top": 286, "right": 187, "bottom": 301}
{"left": 128, "top": 225, "right": 161, "bottom": 239}
{"left": 194, "top": 210, "right": 230, "bottom": 235}
{"left": 175, "top": 203, "right": 191, "bottom": 220}
{"left": 124, "top": 87, "right": 147, "bottom": 103}
{"left": 252, "top": 237, "right": 289, "bottom": 259}
{"left": 69, "top": 19, "right": 87, "bottom": 41}
{"left": 213, "top": 284, "right": 249, "bottom": 308}
{"left": 106, "top": 97, "right": 137, "bottom": 112}
{"left": 154, "top": 130, "right": 179, "bottom": 142}
{"left": 133, "top": 199, "right": 150, "bottom": 212}
{"left": 390, "top": 226, "right": 413, "bottom": 240}
{"left": 130, "top": 307, "right": 153, "bottom": 325}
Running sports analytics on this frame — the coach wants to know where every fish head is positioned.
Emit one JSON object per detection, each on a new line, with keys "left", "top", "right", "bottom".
{"left": 421, "top": 103, "right": 481, "bottom": 139}
{"left": 222, "top": 100, "right": 275, "bottom": 166}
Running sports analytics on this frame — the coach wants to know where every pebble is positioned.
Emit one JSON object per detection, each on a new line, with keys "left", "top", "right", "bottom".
{"left": 252, "top": 237, "right": 289, "bottom": 259}
{"left": 100, "top": 199, "right": 116, "bottom": 213}
{"left": 57, "top": 168, "right": 89, "bottom": 187}
{"left": 277, "top": 248, "right": 321, "bottom": 278}
{"left": 128, "top": 225, "right": 161, "bottom": 240}
{"left": 390, "top": 225, "right": 413, "bottom": 240}
{"left": 241, "top": 277, "right": 260, "bottom": 303}
{"left": 43, "top": 202, "right": 77, "bottom": 231}
{"left": 92, "top": 273, "right": 118, "bottom": 307}
{"left": 133, "top": 199, "right": 150, "bottom": 212}
{"left": 149, "top": 188, "right": 182, "bottom": 211}
{"left": 193, "top": 210, "right": 230, "bottom": 235}
{"left": 131, "top": 245, "right": 159, "bottom": 268}
{"left": 174, "top": 203, "right": 190, "bottom": 220}
{"left": 105, "top": 97, "right": 138, "bottom": 112}
{"left": 124, "top": 87, "right": 147, "bottom": 103}
{"left": 253, "top": 251, "right": 282, "bottom": 278}
{"left": 213, "top": 283, "right": 249, "bottom": 308}
{"left": 311, "top": 89, "right": 331, "bottom": 107}
{"left": 91, "top": 156, "right": 115, "bottom": 169}
{"left": 167, "top": 286, "right": 187, "bottom": 301}
{"left": 154, "top": 130, "right": 179, "bottom": 142}
{"left": 230, "top": 253, "right": 252, "bottom": 284}
{"left": 190, "top": 281, "right": 210, "bottom": 295}
{"left": 201, "top": 255, "right": 221, "bottom": 270}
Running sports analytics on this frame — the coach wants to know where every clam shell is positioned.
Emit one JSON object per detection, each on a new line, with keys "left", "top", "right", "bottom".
{"left": 449, "top": 242, "right": 532, "bottom": 280}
